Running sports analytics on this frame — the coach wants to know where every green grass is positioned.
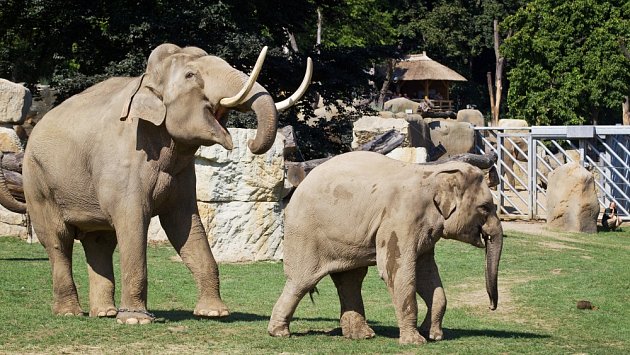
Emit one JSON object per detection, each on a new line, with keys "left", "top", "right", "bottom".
{"left": 0, "top": 227, "right": 628, "bottom": 354}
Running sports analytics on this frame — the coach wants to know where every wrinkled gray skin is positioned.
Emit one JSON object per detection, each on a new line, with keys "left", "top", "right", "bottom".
{"left": 268, "top": 151, "right": 503, "bottom": 345}
{"left": 1, "top": 44, "right": 282, "bottom": 324}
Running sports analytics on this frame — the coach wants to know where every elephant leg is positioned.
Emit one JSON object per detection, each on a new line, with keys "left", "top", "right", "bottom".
{"left": 30, "top": 208, "right": 83, "bottom": 316}
{"left": 416, "top": 250, "right": 446, "bottom": 341}
{"left": 159, "top": 171, "right": 228, "bottom": 318}
{"left": 377, "top": 239, "right": 426, "bottom": 345}
{"left": 330, "top": 267, "right": 375, "bottom": 339}
{"left": 81, "top": 231, "right": 118, "bottom": 318}
{"left": 268, "top": 271, "right": 327, "bottom": 337}
{"left": 110, "top": 203, "right": 153, "bottom": 325}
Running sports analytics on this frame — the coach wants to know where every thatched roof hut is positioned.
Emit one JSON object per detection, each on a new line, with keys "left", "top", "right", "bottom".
{"left": 392, "top": 52, "right": 466, "bottom": 111}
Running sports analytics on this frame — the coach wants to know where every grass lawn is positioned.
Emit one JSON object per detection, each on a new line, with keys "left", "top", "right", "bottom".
{"left": 0, "top": 226, "right": 628, "bottom": 354}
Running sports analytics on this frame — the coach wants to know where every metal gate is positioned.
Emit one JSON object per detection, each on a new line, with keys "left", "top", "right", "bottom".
{"left": 475, "top": 125, "right": 630, "bottom": 221}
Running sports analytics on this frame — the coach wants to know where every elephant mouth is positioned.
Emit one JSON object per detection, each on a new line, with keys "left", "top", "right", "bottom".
{"left": 206, "top": 105, "right": 233, "bottom": 150}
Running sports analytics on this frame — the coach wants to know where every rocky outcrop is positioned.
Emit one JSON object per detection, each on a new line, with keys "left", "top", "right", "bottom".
{"left": 351, "top": 116, "right": 411, "bottom": 149}
{"left": 0, "top": 79, "right": 31, "bottom": 124}
{"left": 456, "top": 109, "right": 485, "bottom": 127}
{"left": 148, "top": 128, "right": 286, "bottom": 262}
{"left": 546, "top": 162, "right": 600, "bottom": 233}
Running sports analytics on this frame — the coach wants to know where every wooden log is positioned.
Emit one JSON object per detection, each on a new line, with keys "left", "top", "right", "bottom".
{"left": 1, "top": 151, "right": 23, "bottom": 173}
{"left": 285, "top": 157, "right": 332, "bottom": 188}
{"left": 285, "top": 130, "right": 406, "bottom": 188}
{"left": 420, "top": 111, "right": 456, "bottom": 119}
{"left": 1, "top": 169, "right": 24, "bottom": 202}
{"left": 356, "top": 129, "right": 404, "bottom": 155}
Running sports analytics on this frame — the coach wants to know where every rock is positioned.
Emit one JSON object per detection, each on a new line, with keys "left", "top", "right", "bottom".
{"left": 386, "top": 147, "right": 427, "bottom": 164}
{"left": 0, "top": 126, "right": 24, "bottom": 152}
{"left": 425, "top": 118, "right": 476, "bottom": 160}
{"left": 546, "top": 162, "right": 600, "bottom": 233}
{"left": 384, "top": 97, "right": 423, "bottom": 114}
{"left": 456, "top": 109, "right": 485, "bottom": 127}
{"left": 148, "top": 201, "right": 283, "bottom": 263}
{"left": 0, "top": 79, "right": 32, "bottom": 124}
{"left": 195, "top": 128, "right": 285, "bottom": 202}
{"left": 0, "top": 205, "right": 28, "bottom": 239}
{"left": 351, "top": 116, "right": 410, "bottom": 149}
{"left": 148, "top": 128, "right": 286, "bottom": 262}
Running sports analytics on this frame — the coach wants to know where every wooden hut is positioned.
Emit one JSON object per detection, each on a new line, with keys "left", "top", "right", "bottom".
{"left": 393, "top": 52, "right": 467, "bottom": 112}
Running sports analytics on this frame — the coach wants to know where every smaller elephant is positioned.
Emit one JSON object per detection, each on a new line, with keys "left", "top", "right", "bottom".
{"left": 268, "top": 151, "right": 503, "bottom": 345}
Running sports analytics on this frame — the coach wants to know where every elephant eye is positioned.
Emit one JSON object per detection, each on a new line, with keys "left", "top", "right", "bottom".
{"left": 185, "top": 71, "right": 195, "bottom": 79}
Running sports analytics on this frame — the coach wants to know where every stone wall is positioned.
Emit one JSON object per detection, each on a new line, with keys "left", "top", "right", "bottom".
{"left": 0, "top": 80, "right": 29, "bottom": 238}
{"left": 148, "top": 128, "right": 287, "bottom": 262}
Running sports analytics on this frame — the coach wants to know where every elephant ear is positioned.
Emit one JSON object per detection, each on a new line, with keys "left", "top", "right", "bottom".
{"left": 120, "top": 74, "right": 166, "bottom": 126}
{"left": 433, "top": 170, "right": 462, "bottom": 219}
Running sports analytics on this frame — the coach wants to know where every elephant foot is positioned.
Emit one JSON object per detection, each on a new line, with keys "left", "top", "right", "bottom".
{"left": 420, "top": 322, "right": 443, "bottom": 341}
{"left": 53, "top": 302, "right": 84, "bottom": 317}
{"left": 429, "top": 327, "right": 443, "bottom": 341}
{"left": 89, "top": 306, "right": 118, "bottom": 318}
{"left": 340, "top": 312, "right": 375, "bottom": 339}
{"left": 193, "top": 299, "right": 230, "bottom": 318}
{"left": 399, "top": 329, "right": 427, "bottom": 345}
{"left": 268, "top": 320, "right": 290, "bottom": 337}
{"left": 116, "top": 309, "right": 155, "bottom": 325}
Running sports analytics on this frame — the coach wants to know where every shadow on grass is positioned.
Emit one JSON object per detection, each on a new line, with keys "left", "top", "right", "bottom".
{"left": 151, "top": 310, "right": 269, "bottom": 323}
{"left": 443, "top": 327, "right": 549, "bottom": 340}
{"left": 0, "top": 257, "right": 48, "bottom": 261}
{"left": 292, "top": 324, "right": 549, "bottom": 341}
{"left": 596, "top": 225, "right": 626, "bottom": 233}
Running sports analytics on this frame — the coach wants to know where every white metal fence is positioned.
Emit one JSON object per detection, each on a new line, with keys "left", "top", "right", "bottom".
{"left": 475, "top": 125, "right": 630, "bottom": 221}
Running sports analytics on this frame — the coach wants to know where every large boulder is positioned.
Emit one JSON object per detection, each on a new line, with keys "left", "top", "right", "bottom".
{"left": 546, "top": 162, "right": 600, "bottom": 233}
{"left": 457, "top": 109, "right": 485, "bottom": 127}
{"left": 351, "top": 116, "right": 410, "bottom": 149}
{"left": 386, "top": 147, "right": 427, "bottom": 164}
{"left": 424, "top": 118, "right": 476, "bottom": 160}
{"left": 0, "top": 79, "right": 31, "bottom": 124}
{"left": 384, "top": 97, "right": 423, "bottom": 113}
{"left": 148, "top": 128, "right": 286, "bottom": 262}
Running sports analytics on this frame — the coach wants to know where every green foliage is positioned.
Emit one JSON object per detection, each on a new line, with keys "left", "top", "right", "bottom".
{"left": 502, "top": 0, "right": 630, "bottom": 125}
{"left": 0, "top": 226, "right": 629, "bottom": 353}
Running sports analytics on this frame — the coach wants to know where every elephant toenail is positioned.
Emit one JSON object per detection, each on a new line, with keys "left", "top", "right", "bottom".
{"left": 126, "top": 318, "right": 139, "bottom": 325}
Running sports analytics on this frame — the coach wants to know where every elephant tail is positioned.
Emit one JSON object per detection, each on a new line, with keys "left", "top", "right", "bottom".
{"left": 0, "top": 152, "right": 27, "bottom": 214}
{"left": 308, "top": 286, "right": 319, "bottom": 304}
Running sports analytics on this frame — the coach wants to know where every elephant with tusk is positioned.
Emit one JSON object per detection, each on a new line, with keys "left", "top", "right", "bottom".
{"left": 0, "top": 43, "right": 312, "bottom": 325}
{"left": 268, "top": 151, "right": 503, "bottom": 345}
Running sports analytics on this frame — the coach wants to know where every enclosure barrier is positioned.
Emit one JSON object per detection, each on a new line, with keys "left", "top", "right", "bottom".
{"left": 474, "top": 125, "right": 630, "bottom": 221}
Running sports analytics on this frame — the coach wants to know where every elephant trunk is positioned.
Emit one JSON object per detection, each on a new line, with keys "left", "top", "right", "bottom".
{"left": 483, "top": 215, "right": 503, "bottom": 310}
{"left": 0, "top": 152, "right": 26, "bottom": 214}
{"left": 242, "top": 84, "right": 278, "bottom": 154}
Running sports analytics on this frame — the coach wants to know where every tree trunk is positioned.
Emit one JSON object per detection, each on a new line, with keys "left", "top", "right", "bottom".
{"left": 487, "top": 20, "right": 511, "bottom": 127}
{"left": 487, "top": 72, "right": 496, "bottom": 125}
{"left": 623, "top": 96, "right": 630, "bottom": 125}
{"left": 316, "top": 8, "right": 322, "bottom": 47}
{"left": 377, "top": 59, "right": 395, "bottom": 110}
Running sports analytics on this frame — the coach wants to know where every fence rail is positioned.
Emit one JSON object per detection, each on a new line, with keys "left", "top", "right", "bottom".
{"left": 475, "top": 125, "right": 630, "bottom": 221}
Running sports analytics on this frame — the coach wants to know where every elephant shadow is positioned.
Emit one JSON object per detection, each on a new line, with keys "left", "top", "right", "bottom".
{"left": 151, "top": 310, "right": 269, "bottom": 323}
{"left": 0, "top": 257, "right": 49, "bottom": 261}
{"left": 291, "top": 321, "right": 549, "bottom": 341}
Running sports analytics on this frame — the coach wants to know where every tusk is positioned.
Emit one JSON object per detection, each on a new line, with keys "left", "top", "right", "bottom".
{"left": 220, "top": 46, "right": 268, "bottom": 108}
{"left": 275, "top": 57, "right": 313, "bottom": 111}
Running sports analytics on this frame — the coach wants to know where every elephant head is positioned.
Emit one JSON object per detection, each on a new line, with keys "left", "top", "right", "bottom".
{"left": 121, "top": 43, "right": 312, "bottom": 153}
{"left": 432, "top": 162, "right": 503, "bottom": 310}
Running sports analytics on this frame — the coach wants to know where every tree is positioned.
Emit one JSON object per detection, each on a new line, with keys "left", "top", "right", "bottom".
{"left": 502, "top": 0, "right": 630, "bottom": 125}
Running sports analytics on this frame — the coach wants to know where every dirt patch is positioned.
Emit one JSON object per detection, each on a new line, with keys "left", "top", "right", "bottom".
{"left": 447, "top": 275, "right": 556, "bottom": 330}
{"left": 537, "top": 241, "right": 584, "bottom": 251}
{"left": 503, "top": 221, "right": 591, "bottom": 243}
